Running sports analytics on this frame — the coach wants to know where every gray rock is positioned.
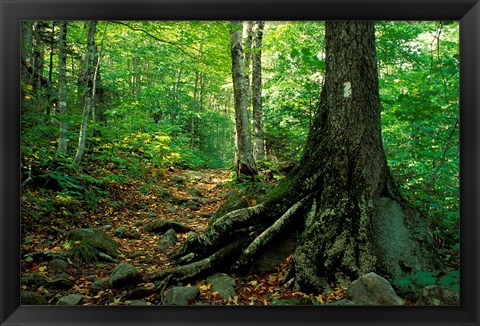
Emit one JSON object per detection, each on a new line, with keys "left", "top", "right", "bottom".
{"left": 346, "top": 272, "right": 404, "bottom": 305}
{"left": 163, "top": 286, "right": 199, "bottom": 305}
{"left": 416, "top": 285, "right": 459, "bottom": 305}
{"left": 107, "top": 263, "right": 139, "bottom": 288}
{"left": 206, "top": 273, "right": 237, "bottom": 299}
{"left": 250, "top": 228, "right": 297, "bottom": 274}
{"left": 89, "top": 279, "right": 106, "bottom": 293}
{"left": 21, "top": 273, "right": 48, "bottom": 287}
{"left": 65, "top": 228, "right": 118, "bottom": 260}
{"left": 56, "top": 293, "right": 83, "bottom": 305}
{"left": 114, "top": 226, "right": 141, "bottom": 240}
{"left": 157, "top": 229, "right": 177, "bottom": 250}
{"left": 48, "top": 258, "right": 69, "bottom": 273}
{"left": 185, "top": 170, "right": 206, "bottom": 181}
{"left": 144, "top": 220, "right": 191, "bottom": 234}
{"left": 114, "top": 226, "right": 128, "bottom": 237}
{"left": 46, "top": 278, "right": 74, "bottom": 290}
{"left": 21, "top": 291, "right": 47, "bottom": 305}
{"left": 126, "top": 230, "right": 141, "bottom": 239}
{"left": 170, "top": 175, "right": 185, "bottom": 184}
{"left": 373, "top": 197, "right": 438, "bottom": 295}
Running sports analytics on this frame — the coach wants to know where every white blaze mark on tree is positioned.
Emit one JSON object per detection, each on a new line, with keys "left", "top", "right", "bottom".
{"left": 343, "top": 81, "right": 351, "bottom": 98}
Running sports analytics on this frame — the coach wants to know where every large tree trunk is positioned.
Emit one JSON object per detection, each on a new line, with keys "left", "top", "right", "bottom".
{"left": 147, "top": 21, "right": 438, "bottom": 298}
{"left": 230, "top": 21, "right": 258, "bottom": 179}
{"left": 252, "top": 21, "right": 265, "bottom": 164}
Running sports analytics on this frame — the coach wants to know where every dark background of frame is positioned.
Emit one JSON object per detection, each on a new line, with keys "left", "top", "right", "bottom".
{"left": 1, "top": 0, "right": 478, "bottom": 325}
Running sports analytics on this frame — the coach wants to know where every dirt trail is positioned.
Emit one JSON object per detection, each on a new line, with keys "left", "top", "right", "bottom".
{"left": 21, "top": 168, "right": 346, "bottom": 305}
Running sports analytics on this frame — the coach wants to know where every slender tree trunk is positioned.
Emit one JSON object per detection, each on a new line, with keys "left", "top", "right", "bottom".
{"left": 48, "top": 22, "right": 55, "bottom": 85}
{"left": 252, "top": 21, "right": 265, "bottom": 164}
{"left": 73, "top": 21, "right": 97, "bottom": 165}
{"left": 21, "top": 21, "right": 34, "bottom": 85}
{"left": 32, "top": 22, "right": 45, "bottom": 90}
{"left": 134, "top": 56, "right": 141, "bottom": 96}
{"left": 56, "top": 21, "right": 69, "bottom": 156}
{"left": 147, "top": 21, "right": 438, "bottom": 300}
{"left": 230, "top": 21, "right": 258, "bottom": 179}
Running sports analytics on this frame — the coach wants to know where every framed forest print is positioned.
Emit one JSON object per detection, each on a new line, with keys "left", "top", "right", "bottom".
{"left": 1, "top": 0, "right": 479, "bottom": 325}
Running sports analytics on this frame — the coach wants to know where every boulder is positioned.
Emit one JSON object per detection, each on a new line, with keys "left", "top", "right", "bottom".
{"left": 56, "top": 294, "right": 83, "bottom": 305}
{"left": 108, "top": 263, "right": 139, "bottom": 288}
{"left": 114, "top": 226, "right": 128, "bottom": 237}
{"left": 114, "top": 226, "right": 141, "bottom": 240}
{"left": 170, "top": 175, "right": 185, "bottom": 184}
{"left": 144, "top": 220, "right": 191, "bottom": 234}
{"left": 346, "top": 272, "right": 404, "bottom": 305}
{"left": 21, "top": 291, "right": 47, "bottom": 305}
{"left": 21, "top": 273, "right": 48, "bottom": 287}
{"left": 206, "top": 274, "right": 237, "bottom": 299}
{"left": 163, "top": 286, "right": 200, "bottom": 305}
{"left": 416, "top": 285, "right": 459, "bottom": 305}
{"left": 65, "top": 228, "right": 118, "bottom": 260}
{"left": 250, "top": 227, "right": 298, "bottom": 274}
{"left": 48, "top": 258, "right": 69, "bottom": 273}
{"left": 373, "top": 197, "right": 438, "bottom": 294}
{"left": 157, "top": 229, "right": 177, "bottom": 251}
{"left": 184, "top": 170, "right": 206, "bottom": 181}
{"left": 89, "top": 279, "right": 106, "bottom": 293}
{"left": 46, "top": 278, "right": 74, "bottom": 290}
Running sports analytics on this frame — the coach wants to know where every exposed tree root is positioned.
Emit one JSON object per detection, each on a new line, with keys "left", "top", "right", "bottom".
{"left": 232, "top": 194, "right": 313, "bottom": 272}
{"left": 145, "top": 241, "right": 242, "bottom": 286}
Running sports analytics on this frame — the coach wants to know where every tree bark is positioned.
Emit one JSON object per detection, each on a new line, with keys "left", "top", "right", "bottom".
{"left": 147, "top": 21, "right": 438, "bottom": 297}
{"left": 56, "top": 21, "right": 69, "bottom": 156}
{"left": 243, "top": 21, "right": 254, "bottom": 106}
{"left": 21, "top": 22, "right": 34, "bottom": 85}
{"left": 252, "top": 21, "right": 265, "bottom": 164}
{"left": 32, "top": 22, "right": 46, "bottom": 90}
{"left": 73, "top": 21, "right": 97, "bottom": 165}
{"left": 230, "top": 21, "right": 258, "bottom": 179}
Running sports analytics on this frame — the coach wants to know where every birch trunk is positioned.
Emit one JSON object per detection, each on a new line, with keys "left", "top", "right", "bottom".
{"left": 73, "top": 21, "right": 97, "bottom": 165}
{"left": 230, "top": 21, "right": 258, "bottom": 179}
{"left": 252, "top": 21, "right": 265, "bottom": 164}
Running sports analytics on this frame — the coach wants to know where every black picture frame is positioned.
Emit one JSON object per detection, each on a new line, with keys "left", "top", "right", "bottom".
{"left": 1, "top": 0, "right": 479, "bottom": 325}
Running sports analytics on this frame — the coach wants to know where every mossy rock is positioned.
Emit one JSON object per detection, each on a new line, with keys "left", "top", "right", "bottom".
{"left": 210, "top": 183, "right": 273, "bottom": 223}
{"left": 144, "top": 220, "right": 191, "bottom": 234}
{"left": 21, "top": 291, "right": 47, "bottom": 305}
{"left": 65, "top": 228, "right": 118, "bottom": 260}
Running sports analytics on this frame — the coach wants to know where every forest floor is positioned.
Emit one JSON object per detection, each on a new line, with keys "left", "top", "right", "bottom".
{"left": 21, "top": 168, "right": 347, "bottom": 305}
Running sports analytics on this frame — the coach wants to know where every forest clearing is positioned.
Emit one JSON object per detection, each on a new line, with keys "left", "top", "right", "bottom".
{"left": 20, "top": 20, "right": 459, "bottom": 306}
